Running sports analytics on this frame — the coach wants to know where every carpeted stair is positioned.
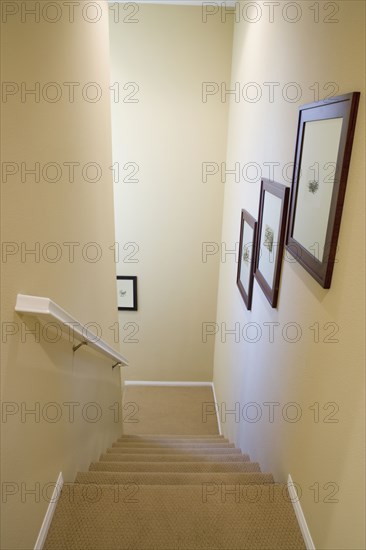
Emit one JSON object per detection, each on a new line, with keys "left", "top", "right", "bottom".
{"left": 44, "top": 434, "right": 306, "bottom": 549}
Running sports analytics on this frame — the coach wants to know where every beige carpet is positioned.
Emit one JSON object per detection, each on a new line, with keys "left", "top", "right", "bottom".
{"left": 44, "top": 386, "right": 306, "bottom": 549}
{"left": 89, "top": 460, "right": 262, "bottom": 473}
{"left": 122, "top": 385, "right": 219, "bottom": 435}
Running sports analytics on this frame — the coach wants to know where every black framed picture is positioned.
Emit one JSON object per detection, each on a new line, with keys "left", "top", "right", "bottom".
{"left": 254, "top": 178, "right": 290, "bottom": 308}
{"left": 237, "top": 209, "right": 257, "bottom": 310}
{"left": 116, "top": 276, "right": 137, "bottom": 311}
{"left": 286, "top": 92, "right": 360, "bottom": 288}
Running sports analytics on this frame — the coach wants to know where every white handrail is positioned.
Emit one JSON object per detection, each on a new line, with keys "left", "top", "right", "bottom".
{"left": 15, "top": 294, "right": 128, "bottom": 368}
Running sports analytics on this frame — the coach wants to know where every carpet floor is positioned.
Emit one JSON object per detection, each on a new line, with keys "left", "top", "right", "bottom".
{"left": 44, "top": 386, "right": 306, "bottom": 549}
{"left": 121, "top": 385, "right": 219, "bottom": 435}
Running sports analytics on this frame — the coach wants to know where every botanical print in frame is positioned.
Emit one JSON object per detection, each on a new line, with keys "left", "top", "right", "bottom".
{"left": 237, "top": 209, "right": 257, "bottom": 310}
{"left": 263, "top": 224, "right": 274, "bottom": 253}
{"left": 254, "top": 179, "right": 290, "bottom": 308}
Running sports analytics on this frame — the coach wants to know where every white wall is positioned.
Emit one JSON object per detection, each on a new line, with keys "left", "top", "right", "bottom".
{"left": 1, "top": 3, "right": 122, "bottom": 548}
{"left": 109, "top": 5, "right": 233, "bottom": 381}
{"left": 213, "top": 2, "right": 365, "bottom": 549}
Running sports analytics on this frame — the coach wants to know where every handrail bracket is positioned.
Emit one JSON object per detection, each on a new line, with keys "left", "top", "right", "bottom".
{"left": 72, "top": 341, "right": 88, "bottom": 353}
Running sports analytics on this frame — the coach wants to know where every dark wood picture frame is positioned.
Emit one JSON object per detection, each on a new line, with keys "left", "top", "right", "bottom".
{"left": 286, "top": 92, "right": 360, "bottom": 288}
{"left": 116, "top": 276, "right": 138, "bottom": 311}
{"left": 254, "top": 179, "right": 290, "bottom": 308}
{"left": 237, "top": 209, "right": 258, "bottom": 310}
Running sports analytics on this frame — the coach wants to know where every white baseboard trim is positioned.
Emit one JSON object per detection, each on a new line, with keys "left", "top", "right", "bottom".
{"left": 34, "top": 472, "right": 63, "bottom": 550}
{"left": 211, "top": 382, "right": 222, "bottom": 435}
{"left": 287, "top": 474, "right": 315, "bottom": 550}
{"left": 110, "top": 1, "right": 236, "bottom": 7}
{"left": 124, "top": 380, "right": 212, "bottom": 386}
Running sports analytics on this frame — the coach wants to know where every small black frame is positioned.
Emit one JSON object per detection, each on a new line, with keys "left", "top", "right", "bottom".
{"left": 116, "top": 276, "right": 138, "bottom": 311}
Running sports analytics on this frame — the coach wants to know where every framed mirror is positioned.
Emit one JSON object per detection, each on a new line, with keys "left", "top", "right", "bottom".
{"left": 254, "top": 179, "right": 290, "bottom": 308}
{"left": 237, "top": 209, "right": 257, "bottom": 310}
{"left": 286, "top": 92, "right": 360, "bottom": 288}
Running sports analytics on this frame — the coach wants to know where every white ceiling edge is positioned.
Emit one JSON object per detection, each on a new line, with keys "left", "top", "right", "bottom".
{"left": 109, "top": 1, "right": 236, "bottom": 6}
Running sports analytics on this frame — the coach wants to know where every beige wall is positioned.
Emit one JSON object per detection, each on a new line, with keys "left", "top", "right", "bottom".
{"left": 1, "top": 3, "right": 123, "bottom": 548}
{"left": 109, "top": 5, "right": 233, "bottom": 381}
{"left": 213, "top": 2, "right": 365, "bottom": 549}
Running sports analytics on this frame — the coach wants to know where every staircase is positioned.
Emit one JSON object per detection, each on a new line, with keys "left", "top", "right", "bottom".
{"left": 44, "top": 434, "right": 306, "bottom": 549}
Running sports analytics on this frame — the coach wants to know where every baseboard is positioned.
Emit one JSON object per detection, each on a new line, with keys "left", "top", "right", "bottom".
{"left": 287, "top": 474, "right": 315, "bottom": 550}
{"left": 34, "top": 472, "right": 63, "bottom": 550}
{"left": 211, "top": 382, "right": 222, "bottom": 435}
{"left": 124, "top": 380, "right": 213, "bottom": 386}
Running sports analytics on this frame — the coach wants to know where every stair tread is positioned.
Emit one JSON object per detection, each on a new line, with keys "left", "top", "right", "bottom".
{"left": 44, "top": 484, "right": 305, "bottom": 549}
{"left": 75, "top": 471, "right": 274, "bottom": 485}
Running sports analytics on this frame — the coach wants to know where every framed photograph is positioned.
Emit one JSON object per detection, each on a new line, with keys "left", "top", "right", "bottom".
{"left": 116, "top": 276, "right": 137, "bottom": 311}
{"left": 286, "top": 92, "right": 360, "bottom": 288}
{"left": 254, "top": 178, "right": 290, "bottom": 308}
{"left": 237, "top": 209, "right": 257, "bottom": 310}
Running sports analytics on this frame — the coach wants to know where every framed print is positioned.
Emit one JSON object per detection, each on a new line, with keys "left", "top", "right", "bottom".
{"left": 286, "top": 92, "right": 360, "bottom": 288}
{"left": 237, "top": 209, "right": 257, "bottom": 310}
{"left": 116, "top": 276, "right": 137, "bottom": 311}
{"left": 254, "top": 179, "right": 290, "bottom": 308}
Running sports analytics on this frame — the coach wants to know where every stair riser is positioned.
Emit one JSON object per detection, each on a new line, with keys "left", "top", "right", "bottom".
{"left": 112, "top": 440, "right": 235, "bottom": 449}
{"left": 100, "top": 454, "right": 249, "bottom": 462}
{"left": 119, "top": 434, "right": 223, "bottom": 441}
{"left": 75, "top": 472, "right": 274, "bottom": 485}
{"left": 47, "top": 484, "right": 301, "bottom": 510}
{"left": 107, "top": 447, "right": 241, "bottom": 455}
{"left": 117, "top": 439, "right": 224, "bottom": 444}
